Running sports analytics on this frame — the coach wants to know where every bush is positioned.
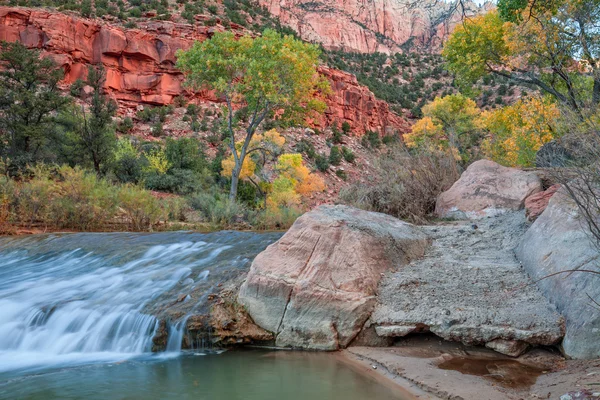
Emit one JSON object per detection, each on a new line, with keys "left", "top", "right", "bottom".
{"left": 331, "top": 124, "right": 343, "bottom": 144}
{"left": 335, "top": 169, "right": 347, "bottom": 180}
{"left": 339, "top": 149, "right": 459, "bottom": 223}
{"left": 341, "top": 146, "right": 356, "bottom": 163}
{"left": 117, "top": 117, "right": 134, "bottom": 134}
{"left": 0, "top": 165, "right": 176, "bottom": 231}
{"left": 315, "top": 154, "right": 330, "bottom": 172}
{"left": 329, "top": 146, "right": 342, "bottom": 166}
{"left": 341, "top": 121, "right": 351, "bottom": 134}
{"left": 295, "top": 139, "right": 317, "bottom": 159}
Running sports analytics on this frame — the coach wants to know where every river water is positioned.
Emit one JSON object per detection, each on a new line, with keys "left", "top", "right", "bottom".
{"left": 0, "top": 232, "right": 405, "bottom": 400}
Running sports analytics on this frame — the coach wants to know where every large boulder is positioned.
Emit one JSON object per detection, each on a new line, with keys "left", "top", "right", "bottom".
{"left": 237, "top": 205, "right": 429, "bottom": 350}
{"left": 436, "top": 160, "right": 543, "bottom": 219}
{"left": 517, "top": 189, "right": 600, "bottom": 359}
{"left": 371, "top": 212, "right": 564, "bottom": 357}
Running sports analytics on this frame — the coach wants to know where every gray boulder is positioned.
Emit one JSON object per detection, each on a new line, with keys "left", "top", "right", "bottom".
{"left": 517, "top": 189, "right": 600, "bottom": 359}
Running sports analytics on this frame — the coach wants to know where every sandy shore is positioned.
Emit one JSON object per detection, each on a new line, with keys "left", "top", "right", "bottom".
{"left": 340, "top": 336, "right": 600, "bottom": 400}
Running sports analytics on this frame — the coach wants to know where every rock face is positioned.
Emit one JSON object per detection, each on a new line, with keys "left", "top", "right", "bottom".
{"left": 435, "top": 160, "right": 543, "bottom": 219}
{"left": 259, "top": 0, "right": 486, "bottom": 54}
{"left": 525, "top": 184, "right": 561, "bottom": 221}
{"left": 317, "top": 66, "right": 410, "bottom": 135}
{"left": 517, "top": 189, "right": 600, "bottom": 359}
{"left": 238, "top": 205, "right": 429, "bottom": 350}
{"left": 371, "top": 212, "right": 565, "bottom": 357}
{"left": 0, "top": 6, "right": 408, "bottom": 134}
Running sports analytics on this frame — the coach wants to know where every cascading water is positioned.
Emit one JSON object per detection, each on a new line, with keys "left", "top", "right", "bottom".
{"left": 0, "top": 231, "right": 281, "bottom": 374}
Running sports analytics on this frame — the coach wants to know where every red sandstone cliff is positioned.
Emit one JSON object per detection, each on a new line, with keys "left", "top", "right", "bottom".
{"left": 0, "top": 7, "right": 408, "bottom": 134}
{"left": 260, "top": 0, "right": 488, "bottom": 54}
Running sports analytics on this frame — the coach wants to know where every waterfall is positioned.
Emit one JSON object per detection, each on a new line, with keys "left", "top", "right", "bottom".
{"left": 0, "top": 231, "right": 280, "bottom": 373}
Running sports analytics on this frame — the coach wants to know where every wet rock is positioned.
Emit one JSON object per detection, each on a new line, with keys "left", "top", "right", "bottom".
{"left": 435, "top": 160, "right": 543, "bottom": 219}
{"left": 517, "top": 189, "right": 600, "bottom": 359}
{"left": 561, "top": 390, "right": 600, "bottom": 400}
{"left": 485, "top": 339, "right": 529, "bottom": 357}
{"left": 238, "top": 205, "right": 429, "bottom": 350}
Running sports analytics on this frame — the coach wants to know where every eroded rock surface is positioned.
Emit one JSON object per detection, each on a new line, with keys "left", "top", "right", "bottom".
{"left": 238, "top": 205, "right": 429, "bottom": 350}
{"left": 436, "top": 160, "right": 543, "bottom": 219}
{"left": 371, "top": 212, "right": 564, "bottom": 356}
{"left": 517, "top": 189, "right": 600, "bottom": 359}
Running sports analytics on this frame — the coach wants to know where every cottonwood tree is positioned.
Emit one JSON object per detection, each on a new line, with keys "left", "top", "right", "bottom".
{"left": 177, "top": 29, "right": 329, "bottom": 200}
{"left": 443, "top": 0, "right": 600, "bottom": 113}
{"left": 404, "top": 93, "right": 481, "bottom": 163}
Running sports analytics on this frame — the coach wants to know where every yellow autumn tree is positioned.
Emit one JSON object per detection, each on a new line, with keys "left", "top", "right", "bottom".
{"left": 404, "top": 94, "right": 481, "bottom": 163}
{"left": 479, "top": 96, "right": 561, "bottom": 167}
{"left": 267, "top": 153, "right": 325, "bottom": 209}
{"left": 221, "top": 128, "right": 286, "bottom": 181}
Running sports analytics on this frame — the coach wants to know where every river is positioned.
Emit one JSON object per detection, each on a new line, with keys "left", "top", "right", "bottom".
{"left": 0, "top": 232, "right": 405, "bottom": 400}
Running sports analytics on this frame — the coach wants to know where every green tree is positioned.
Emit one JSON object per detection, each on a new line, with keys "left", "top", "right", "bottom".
{"left": 177, "top": 29, "right": 330, "bottom": 200}
{"left": 0, "top": 42, "right": 71, "bottom": 165}
{"left": 77, "top": 65, "right": 117, "bottom": 174}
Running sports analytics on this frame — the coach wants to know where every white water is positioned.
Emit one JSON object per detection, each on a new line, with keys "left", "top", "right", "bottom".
{"left": 0, "top": 232, "right": 279, "bottom": 374}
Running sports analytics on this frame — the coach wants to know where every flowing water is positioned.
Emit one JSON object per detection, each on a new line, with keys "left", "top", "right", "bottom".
{"left": 0, "top": 232, "right": 406, "bottom": 400}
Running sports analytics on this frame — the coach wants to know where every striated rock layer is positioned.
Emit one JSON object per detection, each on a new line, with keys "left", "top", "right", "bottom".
{"left": 238, "top": 205, "right": 429, "bottom": 350}
{"left": 0, "top": 6, "right": 409, "bottom": 134}
{"left": 260, "top": 0, "right": 487, "bottom": 54}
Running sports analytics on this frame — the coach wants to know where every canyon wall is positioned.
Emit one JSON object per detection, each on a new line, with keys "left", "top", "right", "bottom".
{"left": 0, "top": 6, "right": 408, "bottom": 134}
{"left": 260, "top": 0, "right": 486, "bottom": 54}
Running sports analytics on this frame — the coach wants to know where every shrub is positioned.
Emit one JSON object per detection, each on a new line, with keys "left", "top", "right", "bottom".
{"left": 117, "top": 185, "right": 166, "bottom": 231}
{"left": 331, "top": 124, "right": 343, "bottom": 144}
{"left": 329, "top": 146, "right": 342, "bottom": 166}
{"left": 117, "top": 117, "right": 134, "bottom": 134}
{"left": 341, "top": 146, "right": 356, "bottom": 163}
{"left": 315, "top": 154, "right": 330, "bottom": 172}
{"left": 335, "top": 169, "right": 347, "bottom": 180}
{"left": 341, "top": 121, "right": 351, "bottom": 134}
{"left": 339, "top": 149, "right": 459, "bottom": 223}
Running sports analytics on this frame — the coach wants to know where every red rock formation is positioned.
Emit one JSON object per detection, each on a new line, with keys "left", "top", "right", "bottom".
{"left": 260, "top": 0, "right": 488, "bottom": 54}
{"left": 317, "top": 66, "right": 410, "bottom": 135}
{"left": 525, "top": 184, "right": 561, "bottom": 221}
{"left": 0, "top": 6, "right": 408, "bottom": 134}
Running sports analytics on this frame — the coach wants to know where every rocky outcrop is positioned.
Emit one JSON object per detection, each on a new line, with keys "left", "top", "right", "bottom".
{"left": 238, "top": 205, "right": 429, "bottom": 350}
{"left": 517, "top": 189, "right": 600, "bottom": 359}
{"left": 0, "top": 6, "right": 408, "bottom": 134}
{"left": 525, "top": 184, "right": 561, "bottom": 221}
{"left": 435, "top": 160, "right": 543, "bottom": 219}
{"left": 317, "top": 66, "right": 410, "bottom": 135}
{"left": 260, "top": 0, "right": 487, "bottom": 54}
{"left": 371, "top": 212, "right": 565, "bottom": 357}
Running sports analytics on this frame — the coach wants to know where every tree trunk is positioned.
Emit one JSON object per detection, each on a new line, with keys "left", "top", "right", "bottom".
{"left": 229, "top": 163, "right": 241, "bottom": 201}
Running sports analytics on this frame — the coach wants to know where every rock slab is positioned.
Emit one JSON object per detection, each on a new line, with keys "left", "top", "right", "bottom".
{"left": 517, "top": 189, "right": 600, "bottom": 359}
{"left": 238, "top": 205, "right": 429, "bottom": 350}
{"left": 436, "top": 159, "right": 543, "bottom": 219}
{"left": 371, "top": 212, "right": 564, "bottom": 356}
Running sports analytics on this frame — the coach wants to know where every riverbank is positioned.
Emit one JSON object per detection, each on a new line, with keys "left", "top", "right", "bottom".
{"left": 341, "top": 336, "right": 600, "bottom": 400}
